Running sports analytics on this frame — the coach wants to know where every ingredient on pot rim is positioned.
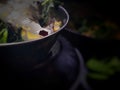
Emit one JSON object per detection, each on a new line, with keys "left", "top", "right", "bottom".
{"left": 0, "top": 0, "right": 62, "bottom": 43}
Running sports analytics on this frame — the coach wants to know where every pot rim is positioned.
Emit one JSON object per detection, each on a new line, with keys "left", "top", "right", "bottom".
{"left": 0, "top": 5, "right": 69, "bottom": 46}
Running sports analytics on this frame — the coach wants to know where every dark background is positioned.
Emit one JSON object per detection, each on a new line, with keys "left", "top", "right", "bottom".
{"left": 59, "top": 1, "right": 120, "bottom": 90}
{"left": 60, "top": 0, "right": 120, "bottom": 21}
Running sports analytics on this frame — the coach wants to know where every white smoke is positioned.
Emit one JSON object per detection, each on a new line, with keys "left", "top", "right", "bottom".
{"left": 0, "top": 0, "right": 47, "bottom": 34}
{"left": 0, "top": 0, "right": 42, "bottom": 22}
{"left": 0, "top": 0, "right": 54, "bottom": 36}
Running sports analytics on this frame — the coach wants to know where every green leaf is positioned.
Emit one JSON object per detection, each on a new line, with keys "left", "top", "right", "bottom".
{"left": 88, "top": 73, "right": 109, "bottom": 80}
{"left": 86, "top": 58, "right": 115, "bottom": 75}
{"left": 40, "top": 0, "right": 55, "bottom": 26}
{"left": 42, "top": 0, "right": 50, "bottom": 5}
{"left": 107, "top": 57, "right": 120, "bottom": 72}
{"left": 0, "top": 28, "right": 8, "bottom": 43}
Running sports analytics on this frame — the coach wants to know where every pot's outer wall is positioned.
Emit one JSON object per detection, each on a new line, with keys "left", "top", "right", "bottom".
{"left": 0, "top": 6, "right": 69, "bottom": 73}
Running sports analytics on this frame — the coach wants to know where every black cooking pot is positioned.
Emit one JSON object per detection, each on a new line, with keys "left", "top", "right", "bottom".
{"left": 0, "top": 6, "right": 69, "bottom": 73}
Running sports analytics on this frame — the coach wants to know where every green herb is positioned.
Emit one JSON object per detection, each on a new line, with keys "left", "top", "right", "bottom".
{"left": 86, "top": 57, "right": 120, "bottom": 80}
{"left": 0, "top": 19, "right": 24, "bottom": 43}
{"left": 86, "top": 58, "right": 114, "bottom": 75}
{"left": 0, "top": 28, "right": 8, "bottom": 43}
{"left": 14, "top": 28, "right": 24, "bottom": 42}
{"left": 88, "top": 73, "right": 109, "bottom": 80}
{"left": 107, "top": 57, "right": 120, "bottom": 72}
{"left": 40, "top": 0, "right": 61, "bottom": 26}
{"left": 7, "top": 24, "right": 23, "bottom": 43}
{"left": 0, "top": 20, "right": 8, "bottom": 43}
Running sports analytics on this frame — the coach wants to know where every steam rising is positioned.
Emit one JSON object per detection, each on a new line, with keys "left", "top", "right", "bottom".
{"left": 0, "top": 0, "right": 51, "bottom": 34}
